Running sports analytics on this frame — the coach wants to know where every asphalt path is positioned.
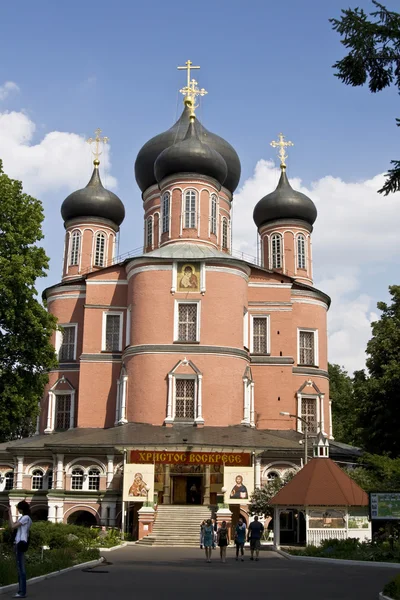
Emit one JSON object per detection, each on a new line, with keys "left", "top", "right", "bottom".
{"left": 10, "top": 546, "right": 400, "bottom": 600}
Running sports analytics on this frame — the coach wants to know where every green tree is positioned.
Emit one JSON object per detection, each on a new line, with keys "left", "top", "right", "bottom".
{"left": 330, "top": 2, "right": 400, "bottom": 194}
{"left": 329, "top": 363, "right": 359, "bottom": 445}
{"left": 249, "top": 471, "right": 295, "bottom": 518}
{"left": 347, "top": 453, "right": 400, "bottom": 492}
{"left": 0, "top": 160, "right": 57, "bottom": 441}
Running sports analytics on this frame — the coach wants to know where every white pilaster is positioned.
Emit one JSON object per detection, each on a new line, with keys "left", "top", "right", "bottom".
{"left": 241, "top": 380, "right": 249, "bottom": 425}
{"left": 106, "top": 455, "right": 114, "bottom": 488}
{"left": 297, "top": 393, "right": 302, "bottom": 432}
{"left": 165, "top": 375, "right": 174, "bottom": 424}
{"left": 119, "top": 376, "right": 128, "bottom": 424}
{"left": 320, "top": 394, "right": 325, "bottom": 434}
{"left": 48, "top": 503, "right": 57, "bottom": 523}
{"left": 44, "top": 392, "right": 54, "bottom": 434}
{"left": 55, "top": 454, "right": 64, "bottom": 490}
{"left": 250, "top": 382, "right": 255, "bottom": 427}
{"left": 16, "top": 456, "right": 24, "bottom": 490}
{"left": 115, "top": 380, "right": 121, "bottom": 425}
{"left": 329, "top": 399, "right": 333, "bottom": 439}
{"left": 195, "top": 374, "right": 204, "bottom": 424}
{"left": 255, "top": 456, "right": 261, "bottom": 488}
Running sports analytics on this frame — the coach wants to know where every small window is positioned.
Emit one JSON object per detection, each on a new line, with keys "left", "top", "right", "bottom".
{"left": 177, "top": 303, "right": 198, "bottom": 342}
{"left": 175, "top": 379, "right": 195, "bottom": 420}
{"left": 5, "top": 471, "right": 13, "bottom": 491}
{"left": 162, "top": 193, "right": 170, "bottom": 234}
{"left": 211, "top": 195, "right": 217, "bottom": 235}
{"left": 88, "top": 469, "right": 100, "bottom": 491}
{"left": 47, "top": 469, "right": 53, "bottom": 490}
{"left": 69, "top": 231, "right": 81, "bottom": 266}
{"left": 301, "top": 397, "right": 317, "bottom": 434}
{"left": 252, "top": 317, "right": 268, "bottom": 354}
{"left": 297, "top": 234, "right": 306, "bottom": 269}
{"left": 299, "top": 330, "right": 316, "bottom": 365}
{"left": 58, "top": 325, "right": 76, "bottom": 361}
{"left": 146, "top": 217, "right": 153, "bottom": 248}
{"left": 267, "top": 471, "right": 279, "bottom": 481}
{"left": 71, "top": 468, "right": 84, "bottom": 491}
{"left": 94, "top": 232, "right": 106, "bottom": 267}
{"left": 32, "top": 469, "right": 44, "bottom": 491}
{"left": 222, "top": 218, "right": 228, "bottom": 249}
{"left": 271, "top": 233, "right": 283, "bottom": 269}
{"left": 55, "top": 394, "right": 71, "bottom": 431}
{"left": 104, "top": 313, "right": 122, "bottom": 351}
{"left": 184, "top": 190, "right": 196, "bottom": 228}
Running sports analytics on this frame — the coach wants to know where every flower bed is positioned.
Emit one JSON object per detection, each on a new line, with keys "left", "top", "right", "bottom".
{"left": 288, "top": 538, "right": 400, "bottom": 563}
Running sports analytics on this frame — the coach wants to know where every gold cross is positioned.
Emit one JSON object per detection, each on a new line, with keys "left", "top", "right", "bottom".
{"left": 179, "top": 78, "right": 208, "bottom": 111}
{"left": 177, "top": 60, "right": 200, "bottom": 91}
{"left": 270, "top": 133, "right": 294, "bottom": 169}
{"left": 87, "top": 128, "right": 109, "bottom": 166}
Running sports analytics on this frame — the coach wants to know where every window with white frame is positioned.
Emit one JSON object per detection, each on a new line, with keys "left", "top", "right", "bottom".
{"left": 211, "top": 194, "right": 217, "bottom": 235}
{"left": 69, "top": 230, "right": 81, "bottom": 266}
{"left": 55, "top": 394, "right": 72, "bottom": 430}
{"left": 146, "top": 216, "right": 153, "bottom": 247}
{"left": 5, "top": 471, "right": 14, "bottom": 491}
{"left": 184, "top": 190, "right": 197, "bottom": 228}
{"left": 298, "top": 329, "right": 318, "bottom": 366}
{"left": 297, "top": 234, "right": 306, "bottom": 269}
{"left": 222, "top": 218, "right": 228, "bottom": 249}
{"left": 250, "top": 315, "right": 269, "bottom": 354}
{"left": 94, "top": 232, "right": 106, "bottom": 267}
{"left": 88, "top": 468, "right": 100, "bottom": 491}
{"left": 71, "top": 468, "right": 84, "bottom": 490}
{"left": 271, "top": 233, "right": 283, "bottom": 268}
{"left": 162, "top": 192, "right": 170, "bottom": 234}
{"left": 175, "top": 378, "right": 195, "bottom": 420}
{"left": 176, "top": 302, "right": 199, "bottom": 342}
{"left": 301, "top": 397, "right": 317, "bottom": 434}
{"left": 103, "top": 312, "right": 123, "bottom": 351}
{"left": 58, "top": 325, "right": 77, "bottom": 361}
{"left": 32, "top": 469, "right": 44, "bottom": 490}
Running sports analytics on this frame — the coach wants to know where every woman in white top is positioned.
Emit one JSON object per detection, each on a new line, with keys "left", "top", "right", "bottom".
{"left": 9, "top": 500, "right": 32, "bottom": 599}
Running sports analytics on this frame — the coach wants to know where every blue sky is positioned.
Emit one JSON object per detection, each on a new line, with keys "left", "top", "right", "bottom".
{"left": 0, "top": 0, "right": 399, "bottom": 374}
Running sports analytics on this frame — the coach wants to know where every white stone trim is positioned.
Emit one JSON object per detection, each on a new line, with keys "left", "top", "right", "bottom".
{"left": 102, "top": 311, "right": 124, "bottom": 352}
{"left": 47, "top": 293, "right": 86, "bottom": 303}
{"left": 248, "top": 283, "right": 292, "bottom": 288}
{"left": 127, "top": 264, "right": 171, "bottom": 280}
{"left": 206, "top": 265, "right": 249, "bottom": 282}
{"left": 56, "top": 323, "right": 78, "bottom": 361}
{"left": 249, "top": 314, "right": 270, "bottom": 354}
{"left": 173, "top": 300, "right": 201, "bottom": 343}
{"left": 86, "top": 280, "right": 128, "bottom": 285}
{"left": 292, "top": 298, "right": 328, "bottom": 309}
{"left": 297, "top": 327, "right": 319, "bottom": 367}
{"left": 44, "top": 389, "right": 76, "bottom": 434}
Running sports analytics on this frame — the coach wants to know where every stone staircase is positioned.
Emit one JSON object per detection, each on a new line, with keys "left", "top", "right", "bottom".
{"left": 137, "top": 505, "right": 212, "bottom": 547}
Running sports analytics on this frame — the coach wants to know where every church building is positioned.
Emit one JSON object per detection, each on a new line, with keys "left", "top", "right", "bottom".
{"left": 0, "top": 62, "right": 349, "bottom": 538}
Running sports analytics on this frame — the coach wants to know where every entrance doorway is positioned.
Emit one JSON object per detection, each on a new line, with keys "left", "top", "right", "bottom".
{"left": 172, "top": 476, "right": 202, "bottom": 504}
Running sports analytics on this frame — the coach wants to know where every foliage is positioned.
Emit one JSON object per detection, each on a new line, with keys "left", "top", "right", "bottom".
{"left": 384, "top": 574, "right": 400, "bottom": 600}
{"left": 0, "top": 160, "right": 57, "bottom": 441}
{"left": 330, "top": 2, "right": 400, "bottom": 195}
{"left": 328, "top": 363, "right": 359, "bottom": 444}
{"left": 289, "top": 537, "right": 400, "bottom": 563}
{"left": 346, "top": 453, "right": 400, "bottom": 492}
{"left": 249, "top": 471, "right": 295, "bottom": 518}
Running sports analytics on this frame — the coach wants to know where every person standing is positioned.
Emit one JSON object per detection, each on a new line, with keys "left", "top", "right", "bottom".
{"left": 234, "top": 517, "right": 246, "bottom": 561}
{"left": 199, "top": 519, "right": 206, "bottom": 549}
{"left": 217, "top": 520, "right": 230, "bottom": 563}
{"left": 9, "top": 501, "right": 32, "bottom": 598}
{"left": 247, "top": 515, "right": 264, "bottom": 561}
{"left": 203, "top": 519, "right": 214, "bottom": 563}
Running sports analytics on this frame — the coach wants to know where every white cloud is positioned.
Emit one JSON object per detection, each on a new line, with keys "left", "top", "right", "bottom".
{"left": 0, "top": 81, "right": 20, "bottom": 101}
{"left": 0, "top": 110, "right": 117, "bottom": 197}
{"left": 233, "top": 159, "right": 399, "bottom": 374}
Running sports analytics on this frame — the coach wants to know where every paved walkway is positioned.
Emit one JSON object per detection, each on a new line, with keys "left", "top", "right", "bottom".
{"left": 11, "top": 546, "right": 400, "bottom": 600}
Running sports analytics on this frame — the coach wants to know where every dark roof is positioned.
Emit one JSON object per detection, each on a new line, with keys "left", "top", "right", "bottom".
{"left": 61, "top": 165, "right": 125, "bottom": 227}
{"left": 134, "top": 105, "right": 241, "bottom": 194}
{"left": 253, "top": 168, "right": 317, "bottom": 228}
{"left": 270, "top": 458, "right": 369, "bottom": 507}
{"left": 154, "top": 119, "right": 227, "bottom": 186}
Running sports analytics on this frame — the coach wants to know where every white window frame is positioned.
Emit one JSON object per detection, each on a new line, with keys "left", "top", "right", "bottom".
{"left": 88, "top": 468, "right": 101, "bottom": 491}
{"left": 2, "top": 470, "right": 14, "bottom": 492}
{"left": 102, "top": 311, "right": 124, "bottom": 352}
{"left": 45, "top": 389, "right": 76, "bottom": 434}
{"left": 210, "top": 194, "right": 218, "bottom": 236}
{"left": 174, "top": 300, "right": 201, "bottom": 343}
{"left": 146, "top": 216, "right": 153, "bottom": 248}
{"left": 172, "top": 374, "right": 197, "bottom": 422}
{"left": 71, "top": 467, "right": 84, "bottom": 491}
{"left": 54, "top": 392, "right": 74, "bottom": 431}
{"left": 250, "top": 314, "right": 270, "bottom": 354}
{"left": 243, "top": 308, "right": 249, "bottom": 349}
{"left": 222, "top": 217, "right": 229, "bottom": 249}
{"left": 184, "top": 189, "right": 197, "bottom": 229}
{"left": 270, "top": 233, "right": 283, "bottom": 269}
{"left": 94, "top": 231, "right": 107, "bottom": 267}
{"left": 31, "top": 468, "right": 45, "bottom": 491}
{"left": 297, "top": 233, "right": 306, "bottom": 270}
{"left": 162, "top": 192, "right": 170, "bottom": 234}
{"left": 69, "top": 465, "right": 105, "bottom": 492}
{"left": 56, "top": 324, "right": 78, "bottom": 361}
{"left": 69, "top": 230, "right": 81, "bottom": 266}
{"left": 297, "top": 328, "right": 319, "bottom": 367}
{"left": 297, "top": 394, "right": 319, "bottom": 435}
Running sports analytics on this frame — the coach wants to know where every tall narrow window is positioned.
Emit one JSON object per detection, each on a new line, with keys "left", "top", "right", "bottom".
{"left": 177, "top": 303, "right": 198, "bottom": 342}
{"left": 32, "top": 469, "right": 44, "bottom": 490}
{"left": 104, "top": 313, "right": 122, "bottom": 351}
{"left": 299, "top": 330, "right": 315, "bottom": 365}
{"left": 58, "top": 325, "right": 76, "bottom": 361}
{"left": 252, "top": 317, "right": 268, "bottom": 354}
{"left": 69, "top": 231, "right": 81, "bottom": 266}
{"left": 47, "top": 470, "right": 53, "bottom": 490}
{"left": 71, "top": 468, "right": 84, "bottom": 490}
{"left": 301, "top": 397, "right": 317, "bottom": 434}
{"left": 184, "top": 190, "right": 196, "bottom": 228}
{"left": 222, "top": 218, "right": 228, "bottom": 249}
{"left": 175, "top": 379, "right": 195, "bottom": 420}
{"left": 55, "top": 394, "right": 71, "bottom": 430}
{"left": 162, "top": 192, "right": 170, "bottom": 234}
{"left": 5, "top": 471, "right": 14, "bottom": 491}
{"left": 271, "top": 233, "right": 283, "bottom": 268}
{"left": 211, "top": 195, "right": 217, "bottom": 235}
{"left": 94, "top": 232, "right": 106, "bottom": 267}
{"left": 297, "top": 234, "right": 306, "bottom": 269}
{"left": 147, "top": 217, "right": 153, "bottom": 248}
{"left": 88, "top": 469, "right": 100, "bottom": 491}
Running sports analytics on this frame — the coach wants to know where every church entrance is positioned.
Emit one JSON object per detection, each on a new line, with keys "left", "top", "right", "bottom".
{"left": 172, "top": 475, "right": 202, "bottom": 505}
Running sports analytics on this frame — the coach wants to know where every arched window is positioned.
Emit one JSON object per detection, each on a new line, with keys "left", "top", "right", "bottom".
{"left": 210, "top": 194, "right": 217, "bottom": 235}
{"left": 94, "top": 232, "right": 106, "bottom": 267}
{"left": 222, "top": 218, "right": 228, "bottom": 249}
{"left": 69, "top": 231, "right": 81, "bottom": 266}
{"left": 71, "top": 468, "right": 84, "bottom": 490}
{"left": 146, "top": 217, "right": 153, "bottom": 248}
{"left": 162, "top": 192, "right": 170, "bottom": 234}
{"left": 267, "top": 471, "right": 280, "bottom": 481}
{"left": 5, "top": 471, "right": 13, "bottom": 491}
{"left": 32, "top": 469, "right": 44, "bottom": 490}
{"left": 47, "top": 469, "right": 53, "bottom": 490}
{"left": 297, "top": 234, "right": 306, "bottom": 269}
{"left": 184, "top": 190, "right": 197, "bottom": 228}
{"left": 88, "top": 468, "right": 100, "bottom": 491}
{"left": 271, "top": 233, "right": 283, "bottom": 269}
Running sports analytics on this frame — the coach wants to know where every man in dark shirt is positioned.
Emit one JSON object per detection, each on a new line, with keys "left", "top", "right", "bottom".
{"left": 247, "top": 515, "right": 264, "bottom": 561}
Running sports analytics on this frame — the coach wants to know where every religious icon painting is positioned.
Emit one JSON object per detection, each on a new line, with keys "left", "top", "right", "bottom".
{"left": 223, "top": 466, "right": 254, "bottom": 505}
{"left": 123, "top": 464, "right": 155, "bottom": 502}
{"left": 177, "top": 262, "right": 200, "bottom": 293}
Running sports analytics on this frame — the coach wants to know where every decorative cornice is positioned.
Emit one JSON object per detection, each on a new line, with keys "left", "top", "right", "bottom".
{"left": 250, "top": 356, "right": 294, "bottom": 365}
{"left": 292, "top": 367, "right": 329, "bottom": 379}
{"left": 64, "top": 216, "right": 119, "bottom": 232}
{"left": 123, "top": 344, "right": 249, "bottom": 360}
{"left": 80, "top": 353, "right": 123, "bottom": 362}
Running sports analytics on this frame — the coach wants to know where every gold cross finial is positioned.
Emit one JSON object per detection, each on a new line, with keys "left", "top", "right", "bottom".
{"left": 270, "top": 133, "right": 294, "bottom": 170}
{"left": 87, "top": 128, "right": 109, "bottom": 167}
{"left": 178, "top": 61, "right": 207, "bottom": 118}
{"left": 177, "top": 60, "right": 200, "bottom": 91}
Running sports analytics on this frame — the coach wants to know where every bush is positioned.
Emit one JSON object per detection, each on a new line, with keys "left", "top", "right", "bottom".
{"left": 384, "top": 574, "right": 400, "bottom": 600}
{"left": 288, "top": 537, "right": 400, "bottom": 563}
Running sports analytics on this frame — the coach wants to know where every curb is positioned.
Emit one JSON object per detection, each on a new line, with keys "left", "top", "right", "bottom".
{"left": 98, "top": 542, "right": 128, "bottom": 552}
{"left": 277, "top": 549, "right": 400, "bottom": 569}
{"left": 379, "top": 594, "right": 393, "bottom": 600}
{"left": 0, "top": 558, "right": 103, "bottom": 595}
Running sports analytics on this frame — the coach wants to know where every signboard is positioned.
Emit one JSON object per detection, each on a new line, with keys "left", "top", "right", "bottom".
{"left": 129, "top": 450, "right": 251, "bottom": 466}
{"left": 123, "top": 464, "right": 155, "bottom": 502}
{"left": 224, "top": 466, "right": 254, "bottom": 505}
{"left": 370, "top": 492, "right": 400, "bottom": 520}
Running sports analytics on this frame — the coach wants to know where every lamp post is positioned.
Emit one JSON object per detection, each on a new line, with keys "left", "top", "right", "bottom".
{"left": 280, "top": 412, "right": 309, "bottom": 465}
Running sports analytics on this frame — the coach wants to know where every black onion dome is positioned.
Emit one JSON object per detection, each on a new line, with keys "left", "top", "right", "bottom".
{"left": 253, "top": 169, "right": 317, "bottom": 228}
{"left": 61, "top": 166, "right": 125, "bottom": 226}
{"left": 135, "top": 105, "right": 241, "bottom": 193}
{"left": 154, "top": 119, "right": 228, "bottom": 185}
